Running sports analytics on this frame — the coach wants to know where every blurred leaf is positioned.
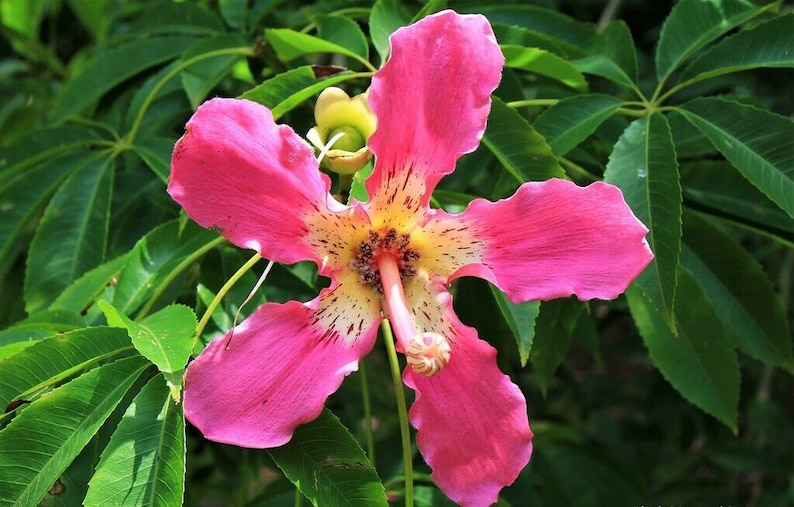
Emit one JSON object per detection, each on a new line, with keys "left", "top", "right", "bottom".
{"left": 369, "top": 0, "right": 410, "bottom": 63}
{"left": 132, "top": 136, "right": 175, "bottom": 183}
{"left": 219, "top": 0, "right": 247, "bottom": 30}
{"left": 482, "top": 97, "right": 565, "bottom": 184}
{"left": 471, "top": 5, "right": 593, "bottom": 57}
{"left": 655, "top": 0, "right": 778, "bottom": 83}
{"left": 66, "top": 0, "right": 112, "bottom": 41}
{"left": 679, "top": 13, "right": 794, "bottom": 84}
{"left": 627, "top": 269, "right": 740, "bottom": 432}
{"left": 0, "top": 149, "right": 93, "bottom": 278}
{"left": 51, "top": 35, "right": 198, "bottom": 123}
{"left": 0, "top": 326, "right": 133, "bottom": 411}
{"left": 265, "top": 26, "right": 369, "bottom": 67}
{"left": 268, "top": 409, "right": 387, "bottom": 507}
{"left": 49, "top": 254, "right": 127, "bottom": 314}
{"left": 680, "top": 160, "right": 794, "bottom": 239}
{"left": 240, "top": 65, "right": 358, "bottom": 121}
{"left": 490, "top": 286, "right": 539, "bottom": 367}
{"left": 530, "top": 298, "right": 583, "bottom": 395}
{"left": 316, "top": 14, "right": 369, "bottom": 62}
{"left": 574, "top": 20, "right": 638, "bottom": 91}
{"left": 99, "top": 301, "right": 196, "bottom": 376}
{"left": 124, "top": 1, "right": 224, "bottom": 36}
{"left": 682, "top": 212, "right": 793, "bottom": 371}
{"left": 605, "top": 114, "right": 681, "bottom": 328}
{"left": 0, "top": 356, "right": 149, "bottom": 506}
{"left": 85, "top": 375, "right": 185, "bottom": 506}
{"left": 678, "top": 97, "right": 794, "bottom": 218}
{"left": 502, "top": 45, "right": 588, "bottom": 91}
{"left": 180, "top": 33, "right": 249, "bottom": 109}
{"left": 534, "top": 94, "right": 621, "bottom": 157}
{"left": 24, "top": 155, "right": 114, "bottom": 314}
{"left": 112, "top": 220, "right": 221, "bottom": 317}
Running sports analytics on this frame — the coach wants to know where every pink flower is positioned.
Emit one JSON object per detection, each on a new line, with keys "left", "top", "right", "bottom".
{"left": 168, "top": 10, "right": 653, "bottom": 507}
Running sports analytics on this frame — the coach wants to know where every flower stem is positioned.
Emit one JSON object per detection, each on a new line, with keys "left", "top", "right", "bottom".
{"left": 380, "top": 319, "right": 414, "bottom": 507}
{"left": 359, "top": 357, "right": 376, "bottom": 464}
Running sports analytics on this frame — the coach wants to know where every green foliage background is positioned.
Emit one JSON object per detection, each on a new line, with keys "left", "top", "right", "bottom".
{"left": 1, "top": 0, "right": 792, "bottom": 505}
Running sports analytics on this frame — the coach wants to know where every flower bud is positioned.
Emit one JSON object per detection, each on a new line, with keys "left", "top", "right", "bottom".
{"left": 307, "top": 87, "right": 376, "bottom": 174}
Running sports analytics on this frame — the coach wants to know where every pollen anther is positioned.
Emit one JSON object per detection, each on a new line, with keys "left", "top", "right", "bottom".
{"left": 352, "top": 227, "right": 420, "bottom": 292}
{"left": 406, "top": 332, "right": 451, "bottom": 376}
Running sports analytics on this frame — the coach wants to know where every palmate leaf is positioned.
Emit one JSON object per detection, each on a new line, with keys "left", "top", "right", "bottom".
{"left": 682, "top": 212, "right": 793, "bottom": 371}
{"left": 0, "top": 356, "right": 150, "bottom": 507}
{"left": 489, "top": 285, "right": 539, "bottom": 367}
{"left": 112, "top": 219, "right": 221, "bottom": 318}
{"left": 627, "top": 269, "right": 740, "bottom": 432}
{"left": 604, "top": 114, "right": 681, "bottom": 328}
{"left": 84, "top": 375, "right": 185, "bottom": 506}
{"left": 0, "top": 126, "right": 100, "bottom": 183}
{"left": 240, "top": 65, "right": 359, "bottom": 121}
{"left": 51, "top": 35, "right": 199, "bottom": 123}
{"left": 529, "top": 298, "right": 584, "bottom": 395}
{"left": 369, "top": 0, "right": 411, "bottom": 63}
{"left": 482, "top": 97, "right": 565, "bottom": 184}
{"left": 655, "top": 0, "right": 778, "bottom": 83}
{"left": 268, "top": 408, "right": 387, "bottom": 507}
{"left": 573, "top": 20, "right": 639, "bottom": 91}
{"left": 180, "top": 33, "right": 249, "bottom": 109}
{"left": 677, "top": 97, "right": 794, "bottom": 218}
{"left": 534, "top": 94, "right": 621, "bottom": 157}
{"left": 49, "top": 254, "right": 128, "bottom": 314}
{"left": 24, "top": 155, "right": 114, "bottom": 314}
{"left": 0, "top": 326, "right": 133, "bottom": 411}
{"left": 679, "top": 13, "right": 794, "bottom": 84}
{"left": 265, "top": 17, "right": 370, "bottom": 68}
{"left": 501, "top": 45, "right": 588, "bottom": 91}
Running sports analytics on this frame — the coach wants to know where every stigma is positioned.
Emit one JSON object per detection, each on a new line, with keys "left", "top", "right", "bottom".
{"left": 405, "top": 332, "right": 451, "bottom": 376}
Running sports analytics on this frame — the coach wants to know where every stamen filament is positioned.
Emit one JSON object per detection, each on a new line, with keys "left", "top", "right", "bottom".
{"left": 376, "top": 253, "right": 417, "bottom": 352}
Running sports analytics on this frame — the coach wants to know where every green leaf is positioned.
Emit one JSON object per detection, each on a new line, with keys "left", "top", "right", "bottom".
{"left": 66, "top": 0, "right": 112, "bottom": 41}
{"left": 49, "top": 254, "right": 127, "bottom": 314}
{"left": 627, "top": 269, "right": 740, "bottom": 432}
{"left": 24, "top": 155, "right": 114, "bottom": 314}
{"left": 132, "top": 136, "right": 174, "bottom": 183}
{"left": 124, "top": 1, "right": 224, "bottom": 36}
{"left": 112, "top": 220, "right": 221, "bottom": 317}
{"left": 680, "top": 160, "right": 794, "bottom": 238}
{"left": 502, "top": 45, "right": 587, "bottom": 91}
{"left": 482, "top": 97, "right": 565, "bottom": 184}
{"left": 0, "top": 326, "right": 133, "bottom": 411}
{"left": 655, "top": 0, "right": 778, "bottom": 83}
{"left": 0, "top": 125, "right": 100, "bottom": 182}
{"left": 99, "top": 301, "right": 196, "bottom": 376}
{"left": 677, "top": 97, "right": 794, "bottom": 218}
{"left": 489, "top": 286, "right": 539, "bottom": 367}
{"left": 268, "top": 409, "right": 387, "bottom": 507}
{"left": 51, "top": 35, "right": 198, "bottom": 123}
{"left": 573, "top": 20, "right": 639, "bottom": 91}
{"left": 679, "top": 13, "right": 794, "bottom": 84}
{"left": 681, "top": 212, "right": 793, "bottom": 371}
{"left": 240, "top": 65, "right": 358, "bottom": 121}
{"left": 265, "top": 25, "right": 370, "bottom": 68}
{"left": 605, "top": 114, "right": 681, "bottom": 327}
{"left": 471, "top": 5, "right": 594, "bottom": 57}
{"left": 180, "top": 33, "right": 248, "bottom": 109}
{"left": 534, "top": 94, "right": 621, "bottom": 157}
{"left": 0, "top": 356, "right": 149, "bottom": 507}
{"left": 85, "top": 375, "right": 185, "bottom": 506}
{"left": 530, "top": 298, "right": 584, "bottom": 395}
{"left": 0, "top": 149, "right": 90, "bottom": 278}
{"left": 369, "top": 0, "right": 410, "bottom": 63}
{"left": 316, "top": 14, "right": 369, "bottom": 62}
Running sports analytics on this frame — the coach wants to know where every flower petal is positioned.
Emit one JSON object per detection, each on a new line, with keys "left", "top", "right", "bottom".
{"left": 365, "top": 11, "right": 503, "bottom": 228}
{"left": 169, "top": 97, "right": 356, "bottom": 267}
{"left": 453, "top": 179, "right": 654, "bottom": 302}
{"left": 183, "top": 276, "right": 381, "bottom": 448}
{"left": 403, "top": 277, "right": 532, "bottom": 507}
